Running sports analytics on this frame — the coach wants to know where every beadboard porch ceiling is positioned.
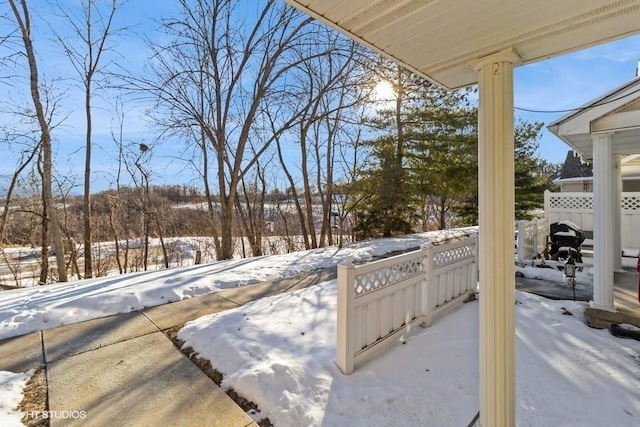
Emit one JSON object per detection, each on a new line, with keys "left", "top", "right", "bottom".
{"left": 285, "top": 0, "right": 640, "bottom": 89}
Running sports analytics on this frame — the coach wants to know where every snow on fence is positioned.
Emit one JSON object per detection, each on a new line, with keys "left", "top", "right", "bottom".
{"left": 516, "top": 217, "right": 549, "bottom": 262}
{"left": 544, "top": 190, "right": 640, "bottom": 250}
{"left": 336, "top": 236, "right": 477, "bottom": 374}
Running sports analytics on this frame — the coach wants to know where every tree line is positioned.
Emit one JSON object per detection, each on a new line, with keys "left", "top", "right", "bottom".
{"left": 0, "top": 0, "right": 560, "bottom": 285}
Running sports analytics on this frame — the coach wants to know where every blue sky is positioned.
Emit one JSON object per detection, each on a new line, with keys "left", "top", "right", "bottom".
{"left": 2, "top": 1, "right": 640, "bottom": 194}
{"left": 513, "top": 34, "right": 640, "bottom": 164}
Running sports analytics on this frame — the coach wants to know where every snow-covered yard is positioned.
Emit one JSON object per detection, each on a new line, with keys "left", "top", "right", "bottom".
{"left": 178, "top": 280, "right": 640, "bottom": 426}
{"left": 0, "top": 227, "right": 639, "bottom": 426}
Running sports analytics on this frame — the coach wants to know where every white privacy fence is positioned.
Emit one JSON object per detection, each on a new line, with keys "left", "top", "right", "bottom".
{"left": 516, "top": 217, "right": 549, "bottom": 262}
{"left": 544, "top": 190, "right": 640, "bottom": 250}
{"left": 336, "top": 236, "right": 477, "bottom": 375}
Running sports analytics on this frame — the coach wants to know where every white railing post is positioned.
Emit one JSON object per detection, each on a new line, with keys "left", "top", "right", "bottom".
{"left": 516, "top": 220, "right": 526, "bottom": 262}
{"left": 421, "top": 243, "right": 432, "bottom": 327}
{"left": 336, "top": 260, "right": 355, "bottom": 375}
{"left": 471, "top": 237, "right": 478, "bottom": 293}
{"left": 531, "top": 218, "right": 538, "bottom": 257}
{"left": 544, "top": 190, "right": 550, "bottom": 216}
{"left": 538, "top": 218, "right": 549, "bottom": 256}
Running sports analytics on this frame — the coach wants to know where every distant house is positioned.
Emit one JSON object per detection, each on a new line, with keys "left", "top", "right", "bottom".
{"left": 554, "top": 150, "right": 640, "bottom": 192}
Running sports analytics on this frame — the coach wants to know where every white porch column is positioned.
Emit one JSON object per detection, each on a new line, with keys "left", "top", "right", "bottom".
{"left": 612, "top": 155, "right": 623, "bottom": 272}
{"left": 473, "top": 48, "right": 521, "bottom": 427}
{"left": 592, "top": 133, "right": 616, "bottom": 311}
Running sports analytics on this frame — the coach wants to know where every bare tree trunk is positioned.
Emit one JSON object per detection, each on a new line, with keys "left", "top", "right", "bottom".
{"left": 142, "top": 211, "right": 149, "bottom": 271}
{"left": 316, "top": 105, "right": 340, "bottom": 247}
{"left": 199, "top": 124, "right": 222, "bottom": 260}
{"left": 52, "top": 0, "right": 120, "bottom": 279}
{"left": 439, "top": 197, "right": 447, "bottom": 230}
{"left": 108, "top": 198, "right": 123, "bottom": 274}
{"left": 274, "top": 136, "right": 310, "bottom": 249}
{"left": 123, "top": 240, "right": 129, "bottom": 274}
{"left": 421, "top": 197, "right": 429, "bottom": 232}
{"left": 139, "top": 170, "right": 150, "bottom": 271}
{"left": 83, "top": 84, "right": 93, "bottom": 277}
{"left": 145, "top": 182, "right": 169, "bottom": 269}
{"left": 317, "top": 129, "right": 331, "bottom": 247}
{"left": 111, "top": 100, "right": 126, "bottom": 274}
{"left": 219, "top": 197, "right": 234, "bottom": 259}
{"left": 9, "top": 0, "right": 68, "bottom": 282}
{"left": 56, "top": 183, "right": 82, "bottom": 279}
{"left": 236, "top": 163, "right": 267, "bottom": 257}
{"left": 38, "top": 183, "right": 49, "bottom": 285}
{"left": 300, "top": 130, "right": 318, "bottom": 249}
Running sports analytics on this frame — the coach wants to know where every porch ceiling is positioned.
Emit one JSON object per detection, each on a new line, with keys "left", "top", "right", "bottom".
{"left": 285, "top": 0, "right": 640, "bottom": 89}
{"left": 548, "top": 77, "right": 640, "bottom": 159}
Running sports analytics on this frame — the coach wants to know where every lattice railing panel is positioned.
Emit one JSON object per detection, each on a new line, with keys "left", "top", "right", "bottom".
{"left": 337, "top": 235, "right": 477, "bottom": 374}
{"left": 544, "top": 191, "right": 640, "bottom": 253}
{"left": 622, "top": 195, "right": 640, "bottom": 210}
{"left": 354, "top": 258, "right": 423, "bottom": 296}
{"left": 548, "top": 195, "right": 593, "bottom": 210}
{"left": 431, "top": 244, "right": 474, "bottom": 269}
{"left": 547, "top": 192, "right": 640, "bottom": 211}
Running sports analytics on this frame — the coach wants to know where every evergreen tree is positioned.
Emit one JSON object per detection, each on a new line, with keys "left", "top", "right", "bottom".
{"left": 455, "top": 120, "right": 557, "bottom": 223}
{"left": 352, "top": 137, "right": 415, "bottom": 238}
{"left": 352, "top": 63, "right": 423, "bottom": 238}
{"left": 354, "top": 61, "right": 555, "bottom": 235}
{"left": 406, "top": 88, "right": 477, "bottom": 230}
{"left": 514, "top": 121, "right": 548, "bottom": 219}
{"left": 354, "top": 63, "right": 478, "bottom": 236}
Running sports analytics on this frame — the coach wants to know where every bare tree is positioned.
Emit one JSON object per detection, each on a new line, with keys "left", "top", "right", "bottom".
{"left": 0, "top": 135, "right": 39, "bottom": 245}
{"left": 124, "top": 144, "right": 151, "bottom": 271}
{"left": 236, "top": 156, "right": 269, "bottom": 257}
{"left": 54, "top": 175, "right": 82, "bottom": 279}
{"left": 53, "top": 0, "right": 124, "bottom": 278}
{"left": 272, "top": 32, "right": 368, "bottom": 249}
{"left": 122, "top": 0, "right": 360, "bottom": 259}
{"left": 106, "top": 98, "right": 129, "bottom": 274}
{"left": 8, "top": 0, "right": 68, "bottom": 281}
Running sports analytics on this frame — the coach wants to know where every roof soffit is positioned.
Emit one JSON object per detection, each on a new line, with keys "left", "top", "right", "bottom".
{"left": 592, "top": 106, "right": 640, "bottom": 133}
{"left": 286, "top": 0, "right": 640, "bottom": 89}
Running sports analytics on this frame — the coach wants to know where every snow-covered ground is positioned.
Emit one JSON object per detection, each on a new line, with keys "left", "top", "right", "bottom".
{"left": 179, "top": 283, "right": 640, "bottom": 426}
{"left": 0, "top": 228, "right": 475, "bottom": 340}
{"left": 0, "top": 371, "right": 31, "bottom": 427}
{"left": 0, "top": 235, "right": 323, "bottom": 288}
{"left": 1, "top": 227, "right": 639, "bottom": 426}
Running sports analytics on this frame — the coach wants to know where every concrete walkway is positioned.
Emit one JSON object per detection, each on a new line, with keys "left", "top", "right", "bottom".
{"left": 0, "top": 268, "right": 336, "bottom": 427}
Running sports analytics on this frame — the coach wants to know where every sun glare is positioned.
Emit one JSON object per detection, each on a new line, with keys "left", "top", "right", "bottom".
{"left": 373, "top": 80, "right": 396, "bottom": 102}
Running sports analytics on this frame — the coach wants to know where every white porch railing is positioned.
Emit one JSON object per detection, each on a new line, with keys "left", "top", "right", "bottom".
{"left": 336, "top": 236, "right": 477, "bottom": 375}
{"left": 544, "top": 190, "right": 640, "bottom": 250}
